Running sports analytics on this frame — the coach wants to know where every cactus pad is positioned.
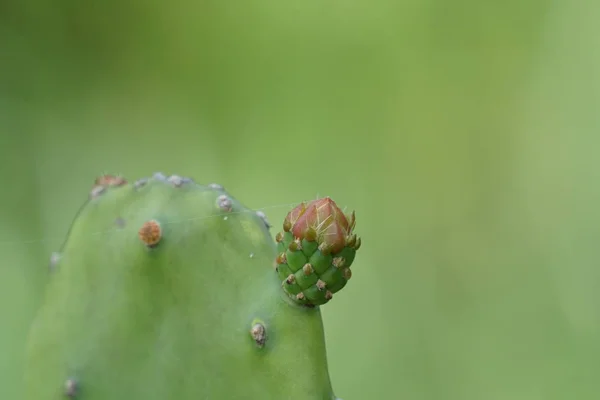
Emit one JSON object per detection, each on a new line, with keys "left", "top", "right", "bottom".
{"left": 22, "top": 173, "right": 350, "bottom": 399}
{"left": 275, "top": 197, "right": 361, "bottom": 307}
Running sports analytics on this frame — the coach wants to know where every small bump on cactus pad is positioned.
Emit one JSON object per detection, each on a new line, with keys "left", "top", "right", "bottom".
{"left": 250, "top": 319, "right": 267, "bottom": 348}
{"left": 138, "top": 219, "right": 162, "bottom": 248}
{"left": 275, "top": 197, "right": 361, "bottom": 307}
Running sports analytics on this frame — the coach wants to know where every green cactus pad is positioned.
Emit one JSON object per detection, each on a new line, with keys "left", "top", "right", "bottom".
{"left": 275, "top": 197, "right": 361, "bottom": 307}
{"left": 23, "top": 174, "right": 340, "bottom": 400}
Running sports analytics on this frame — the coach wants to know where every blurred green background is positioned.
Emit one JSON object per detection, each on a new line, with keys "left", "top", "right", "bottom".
{"left": 2, "top": 0, "right": 600, "bottom": 399}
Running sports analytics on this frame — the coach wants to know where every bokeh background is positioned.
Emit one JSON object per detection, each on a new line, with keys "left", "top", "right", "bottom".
{"left": 2, "top": 1, "right": 600, "bottom": 399}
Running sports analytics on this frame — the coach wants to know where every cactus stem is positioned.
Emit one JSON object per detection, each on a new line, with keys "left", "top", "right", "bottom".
{"left": 138, "top": 220, "right": 162, "bottom": 248}
{"left": 316, "top": 280, "right": 326, "bottom": 291}
{"left": 64, "top": 378, "right": 78, "bottom": 397}
{"left": 217, "top": 195, "right": 233, "bottom": 212}
{"left": 25, "top": 176, "right": 354, "bottom": 398}
{"left": 89, "top": 185, "right": 106, "bottom": 198}
{"left": 250, "top": 320, "right": 267, "bottom": 348}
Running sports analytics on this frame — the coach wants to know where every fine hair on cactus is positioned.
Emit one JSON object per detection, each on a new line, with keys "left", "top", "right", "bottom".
{"left": 23, "top": 173, "right": 361, "bottom": 400}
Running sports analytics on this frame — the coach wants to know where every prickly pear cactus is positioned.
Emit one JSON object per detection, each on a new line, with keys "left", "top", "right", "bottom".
{"left": 23, "top": 173, "right": 360, "bottom": 400}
